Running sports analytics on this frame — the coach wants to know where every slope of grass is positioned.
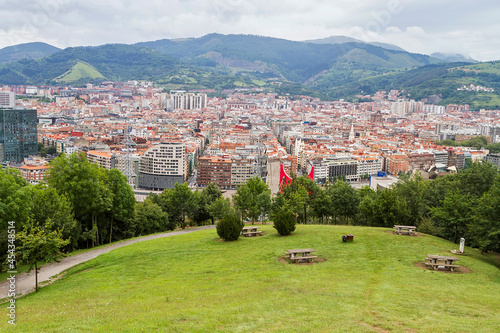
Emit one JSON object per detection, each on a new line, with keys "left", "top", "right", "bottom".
{"left": 3, "top": 225, "right": 500, "bottom": 332}
{"left": 55, "top": 60, "right": 105, "bottom": 82}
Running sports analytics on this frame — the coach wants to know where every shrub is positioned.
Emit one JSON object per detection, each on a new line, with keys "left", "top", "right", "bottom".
{"left": 216, "top": 213, "right": 244, "bottom": 241}
{"left": 417, "top": 216, "right": 443, "bottom": 236}
{"left": 273, "top": 208, "right": 296, "bottom": 236}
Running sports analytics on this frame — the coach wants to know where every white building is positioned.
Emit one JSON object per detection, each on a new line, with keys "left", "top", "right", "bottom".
{"left": 0, "top": 91, "right": 15, "bottom": 107}
{"left": 138, "top": 141, "right": 185, "bottom": 190}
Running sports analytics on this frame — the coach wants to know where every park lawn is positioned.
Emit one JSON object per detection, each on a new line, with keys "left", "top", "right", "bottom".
{"left": 3, "top": 225, "right": 500, "bottom": 332}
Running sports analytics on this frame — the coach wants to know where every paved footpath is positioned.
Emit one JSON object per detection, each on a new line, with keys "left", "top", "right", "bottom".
{"left": 0, "top": 225, "right": 215, "bottom": 300}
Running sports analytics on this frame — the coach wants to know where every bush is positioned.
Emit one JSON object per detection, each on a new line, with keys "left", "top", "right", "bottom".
{"left": 216, "top": 214, "right": 244, "bottom": 241}
{"left": 273, "top": 208, "right": 296, "bottom": 236}
{"left": 417, "top": 217, "right": 443, "bottom": 236}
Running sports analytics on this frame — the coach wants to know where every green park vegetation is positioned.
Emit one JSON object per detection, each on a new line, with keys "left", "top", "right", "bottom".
{"left": 436, "top": 135, "right": 500, "bottom": 153}
{"left": 1, "top": 155, "right": 500, "bottom": 276}
{"left": 1, "top": 225, "right": 499, "bottom": 332}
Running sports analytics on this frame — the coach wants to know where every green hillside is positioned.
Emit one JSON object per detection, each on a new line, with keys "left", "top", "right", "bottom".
{"left": 3, "top": 225, "right": 499, "bottom": 332}
{"left": 137, "top": 34, "right": 441, "bottom": 83}
{"left": 55, "top": 60, "right": 105, "bottom": 83}
{"left": 322, "top": 61, "right": 500, "bottom": 109}
{"left": 0, "top": 44, "right": 186, "bottom": 85}
{"left": 0, "top": 42, "right": 61, "bottom": 64}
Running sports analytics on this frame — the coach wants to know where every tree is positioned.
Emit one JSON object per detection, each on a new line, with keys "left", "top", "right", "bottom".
{"left": 392, "top": 173, "right": 425, "bottom": 226}
{"left": 271, "top": 202, "right": 296, "bottom": 236}
{"left": 310, "top": 188, "right": 331, "bottom": 224}
{"left": 456, "top": 161, "right": 498, "bottom": 198}
{"left": 133, "top": 198, "right": 169, "bottom": 235}
{"left": 47, "top": 153, "right": 112, "bottom": 247}
{"left": 17, "top": 220, "right": 69, "bottom": 292}
{"left": 233, "top": 176, "right": 271, "bottom": 224}
{"left": 328, "top": 180, "right": 360, "bottom": 224}
{"left": 207, "top": 197, "right": 232, "bottom": 223}
{"left": 30, "top": 185, "right": 77, "bottom": 251}
{"left": 158, "top": 183, "right": 194, "bottom": 229}
{"left": 106, "top": 169, "right": 136, "bottom": 243}
{"left": 216, "top": 212, "right": 244, "bottom": 241}
{"left": 469, "top": 175, "right": 500, "bottom": 253}
{"left": 202, "top": 183, "right": 223, "bottom": 225}
{"left": 0, "top": 168, "right": 32, "bottom": 266}
{"left": 359, "top": 188, "right": 410, "bottom": 227}
{"left": 431, "top": 191, "right": 475, "bottom": 243}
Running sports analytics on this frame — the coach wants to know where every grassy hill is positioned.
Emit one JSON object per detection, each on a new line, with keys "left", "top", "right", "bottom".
{"left": 4, "top": 225, "right": 499, "bottom": 332}
{"left": 0, "top": 44, "right": 186, "bottom": 85}
{"left": 55, "top": 60, "right": 105, "bottom": 83}
{"left": 0, "top": 42, "right": 61, "bottom": 64}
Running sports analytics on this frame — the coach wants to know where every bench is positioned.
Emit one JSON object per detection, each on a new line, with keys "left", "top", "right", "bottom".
{"left": 242, "top": 231, "right": 263, "bottom": 237}
{"left": 425, "top": 262, "right": 461, "bottom": 271}
{"left": 289, "top": 255, "right": 318, "bottom": 263}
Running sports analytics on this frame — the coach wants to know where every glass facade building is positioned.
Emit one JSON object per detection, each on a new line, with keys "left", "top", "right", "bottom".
{"left": 0, "top": 108, "right": 38, "bottom": 163}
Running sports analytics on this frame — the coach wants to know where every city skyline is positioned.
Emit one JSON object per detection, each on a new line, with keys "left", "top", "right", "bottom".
{"left": 0, "top": 0, "right": 499, "bottom": 61}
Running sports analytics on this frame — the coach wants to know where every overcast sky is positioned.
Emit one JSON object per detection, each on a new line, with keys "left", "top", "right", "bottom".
{"left": 0, "top": 0, "right": 498, "bottom": 61}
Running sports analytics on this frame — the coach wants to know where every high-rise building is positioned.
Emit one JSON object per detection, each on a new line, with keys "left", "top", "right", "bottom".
{"left": 169, "top": 92, "right": 207, "bottom": 110}
{"left": 0, "top": 92, "right": 15, "bottom": 108}
{"left": 138, "top": 141, "right": 185, "bottom": 191}
{"left": 0, "top": 108, "right": 38, "bottom": 163}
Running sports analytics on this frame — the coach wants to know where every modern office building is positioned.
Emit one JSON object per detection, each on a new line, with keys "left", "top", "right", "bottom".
{"left": 0, "top": 108, "right": 38, "bottom": 163}
{"left": 138, "top": 141, "right": 185, "bottom": 190}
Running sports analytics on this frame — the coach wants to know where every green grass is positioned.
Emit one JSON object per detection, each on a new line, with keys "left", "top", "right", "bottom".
{"left": 55, "top": 61, "right": 105, "bottom": 82}
{"left": 3, "top": 225, "right": 500, "bottom": 332}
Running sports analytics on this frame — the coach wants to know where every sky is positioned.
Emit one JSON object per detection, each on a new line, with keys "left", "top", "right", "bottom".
{"left": 0, "top": 0, "right": 499, "bottom": 61}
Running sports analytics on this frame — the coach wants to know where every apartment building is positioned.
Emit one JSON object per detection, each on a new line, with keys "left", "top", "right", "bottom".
{"left": 0, "top": 92, "right": 15, "bottom": 108}
{"left": 354, "top": 155, "right": 383, "bottom": 178}
{"left": 485, "top": 153, "right": 500, "bottom": 168}
{"left": 170, "top": 92, "right": 207, "bottom": 110}
{"left": 386, "top": 154, "right": 409, "bottom": 175}
{"left": 138, "top": 141, "right": 185, "bottom": 191}
{"left": 230, "top": 155, "right": 256, "bottom": 188}
{"left": 408, "top": 153, "right": 434, "bottom": 172}
{"left": 197, "top": 155, "right": 232, "bottom": 189}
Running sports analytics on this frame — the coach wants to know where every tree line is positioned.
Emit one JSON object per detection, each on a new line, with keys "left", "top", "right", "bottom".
{"left": 1, "top": 153, "right": 499, "bottom": 276}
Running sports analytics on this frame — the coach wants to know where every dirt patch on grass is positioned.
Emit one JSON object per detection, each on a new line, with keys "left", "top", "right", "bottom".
{"left": 359, "top": 322, "right": 390, "bottom": 333}
{"left": 415, "top": 262, "right": 471, "bottom": 274}
{"left": 278, "top": 256, "right": 324, "bottom": 265}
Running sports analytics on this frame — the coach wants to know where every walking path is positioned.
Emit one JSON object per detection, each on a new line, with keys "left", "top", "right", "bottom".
{"left": 0, "top": 225, "right": 215, "bottom": 300}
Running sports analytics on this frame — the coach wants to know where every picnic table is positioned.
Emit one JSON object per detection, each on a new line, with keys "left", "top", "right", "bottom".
{"left": 241, "top": 226, "right": 262, "bottom": 237}
{"left": 393, "top": 225, "right": 417, "bottom": 236}
{"left": 425, "top": 255, "right": 460, "bottom": 271}
{"left": 285, "top": 248, "right": 317, "bottom": 263}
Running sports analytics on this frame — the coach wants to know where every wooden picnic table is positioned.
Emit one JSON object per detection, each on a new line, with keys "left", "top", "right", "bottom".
{"left": 393, "top": 225, "right": 417, "bottom": 236}
{"left": 241, "top": 226, "right": 262, "bottom": 237}
{"left": 425, "top": 255, "right": 460, "bottom": 271}
{"left": 285, "top": 248, "right": 317, "bottom": 263}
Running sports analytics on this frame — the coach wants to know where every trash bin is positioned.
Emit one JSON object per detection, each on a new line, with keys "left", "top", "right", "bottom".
{"left": 346, "top": 234, "right": 354, "bottom": 242}
{"left": 342, "top": 235, "right": 347, "bottom": 242}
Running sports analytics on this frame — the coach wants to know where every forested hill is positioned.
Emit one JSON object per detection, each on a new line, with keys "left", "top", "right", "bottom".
{"left": 0, "top": 42, "right": 61, "bottom": 64}
{"left": 0, "top": 34, "right": 499, "bottom": 108}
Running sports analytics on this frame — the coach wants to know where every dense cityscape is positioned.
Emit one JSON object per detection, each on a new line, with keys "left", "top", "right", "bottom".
{"left": 1, "top": 1, "right": 500, "bottom": 331}
{"left": 2, "top": 83, "right": 500, "bottom": 195}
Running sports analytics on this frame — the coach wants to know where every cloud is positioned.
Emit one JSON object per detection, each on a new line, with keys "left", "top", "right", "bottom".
{"left": 0, "top": 0, "right": 498, "bottom": 61}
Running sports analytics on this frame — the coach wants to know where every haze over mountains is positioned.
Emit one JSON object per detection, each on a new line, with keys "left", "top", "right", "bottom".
{"left": 0, "top": 33, "right": 497, "bottom": 108}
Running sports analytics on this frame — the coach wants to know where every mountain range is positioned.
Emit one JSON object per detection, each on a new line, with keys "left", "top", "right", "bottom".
{"left": 0, "top": 34, "right": 497, "bottom": 109}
